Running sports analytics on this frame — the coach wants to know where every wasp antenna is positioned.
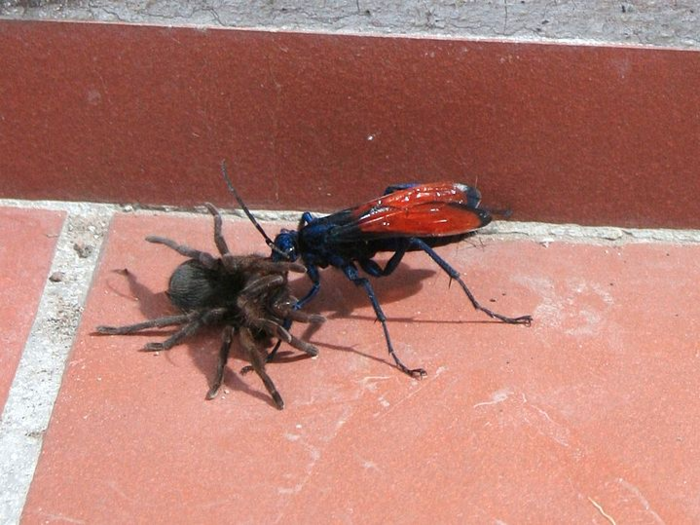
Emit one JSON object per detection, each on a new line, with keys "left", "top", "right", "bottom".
{"left": 220, "top": 160, "right": 274, "bottom": 244}
{"left": 220, "top": 160, "right": 291, "bottom": 260}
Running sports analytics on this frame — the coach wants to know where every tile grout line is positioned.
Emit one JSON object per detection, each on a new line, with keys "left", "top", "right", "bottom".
{"left": 0, "top": 204, "right": 114, "bottom": 525}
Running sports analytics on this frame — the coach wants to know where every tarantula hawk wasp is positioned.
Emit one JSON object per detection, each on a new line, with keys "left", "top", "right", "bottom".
{"left": 220, "top": 161, "right": 532, "bottom": 379}
{"left": 96, "top": 203, "right": 325, "bottom": 409}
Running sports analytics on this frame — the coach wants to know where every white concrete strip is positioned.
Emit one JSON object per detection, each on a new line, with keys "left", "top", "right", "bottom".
{"left": 481, "top": 220, "right": 700, "bottom": 245}
{"left": 2, "top": 198, "right": 700, "bottom": 244}
{"left": 0, "top": 204, "right": 113, "bottom": 525}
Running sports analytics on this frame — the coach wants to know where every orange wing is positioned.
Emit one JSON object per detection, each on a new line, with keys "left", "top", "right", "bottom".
{"left": 328, "top": 182, "right": 490, "bottom": 241}
{"left": 356, "top": 201, "right": 488, "bottom": 237}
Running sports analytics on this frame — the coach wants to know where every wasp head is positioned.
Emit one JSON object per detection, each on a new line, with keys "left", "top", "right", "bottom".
{"left": 272, "top": 230, "right": 299, "bottom": 262}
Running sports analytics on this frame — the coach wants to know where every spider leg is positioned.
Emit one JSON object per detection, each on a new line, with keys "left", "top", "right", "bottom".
{"left": 271, "top": 304, "right": 325, "bottom": 325}
{"left": 142, "top": 319, "right": 202, "bottom": 351}
{"left": 146, "top": 236, "right": 218, "bottom": 270}
{"left": 203, "top": 202, "right": 230, "bottom": 257}
{"left": 237, "top": 274, "right": 289, "bottom": 369}
{"left": 222, "top": 254, "right": 306, "bottom": 276}
{"left": 261, "top": 260, "right": 307, "bottom": 274}
{"left": 240, "top": 327, "right": 284, "bottom": 409}
{"left": 203, "top": 202, "right": 304, "bottom": 275}
{"left": 257, "top": 319, "right": 319, "bottom": 357}
{"left": 239, "top": 274, "right": 286, "bottom": 300}
{"left": 95, "top": 313, "right": 192, "bottom": 335}
{"left": 242, "top": 259, "right": 306, "bottom": 274}
{"left": 263, "top": 264, "right": 321, "bottom": 362}
{"left": 256, "top": 302, "right": 325, "bottom": 369}
{"left": 246, "top": 267, "right": 324, "bottom": 368}
{"left": 202, "top": 203, "right": 306, "bottom": 275}
{"left": 240, "top": 301, "right": 325, "bottom": 377}
{"left": 206, "top": 325, "right": 234, "bottom": 400}
{"left": 408, "top": 238, "right": 532, "bottom": 325}
{"left": 239, "top": 276, "right": 322, "bottom": 350}
{"left": 342, "top": 263, "right": 426, "bottom": 379}
{"left": 239, "top": 276, "right": 322, "bottom": 353}
{"left": 261, "top": 325, "right": 287, "bottom": 367}
{"left": 142, "top": 307, "right": 227, "bottom": 351}
{"left": 240, "top": 320, "right": 291, "bottom": 376}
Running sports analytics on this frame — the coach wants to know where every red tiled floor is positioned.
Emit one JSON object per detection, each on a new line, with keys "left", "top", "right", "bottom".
{"left": 0, "top": 207, "right": 64, "bottom": 413}
{"left": 24, "top": 212, "right": 700, "bottom": 522}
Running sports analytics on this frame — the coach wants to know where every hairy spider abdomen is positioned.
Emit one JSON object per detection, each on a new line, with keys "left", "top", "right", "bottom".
{"left": 168, "top": 259, "right": 246, "bottom": 313}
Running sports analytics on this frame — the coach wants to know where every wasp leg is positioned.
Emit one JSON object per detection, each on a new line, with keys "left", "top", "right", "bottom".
{"left": 295, "top": 264, "right": 322, "bottom": 309}
{"left": 359, "top": 240, "right": 409, "bottom": 277}
{"left": 297, "top": 211, "right": 316, "bottom": 230}
{"left": 409, "top": 238, "right": 532, "bottom": 325}
{"left": 343, "top": 263, "right": 426, "bottom": 379}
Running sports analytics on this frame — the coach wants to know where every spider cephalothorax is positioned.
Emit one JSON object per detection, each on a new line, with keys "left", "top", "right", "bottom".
{"left": 96, "top": 203, "right": 324, "bottom": 409}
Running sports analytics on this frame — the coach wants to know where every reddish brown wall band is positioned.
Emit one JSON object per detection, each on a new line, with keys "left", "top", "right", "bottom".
{"left": 1, "top": 20, "right": 699, "bottom": 228}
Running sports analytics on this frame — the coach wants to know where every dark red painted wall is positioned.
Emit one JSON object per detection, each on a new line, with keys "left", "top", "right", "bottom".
{"left": 1, "top": 20, "right": 698, "bottom": 228}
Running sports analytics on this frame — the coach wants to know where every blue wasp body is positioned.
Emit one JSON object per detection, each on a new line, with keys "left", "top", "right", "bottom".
{"left": 222, "top": 166, "right": 532, "bottom": 378}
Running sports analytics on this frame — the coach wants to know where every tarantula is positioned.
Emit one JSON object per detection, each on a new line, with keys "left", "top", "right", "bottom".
{"left": 96, "top": 203, "right": 325, "bottom": 409}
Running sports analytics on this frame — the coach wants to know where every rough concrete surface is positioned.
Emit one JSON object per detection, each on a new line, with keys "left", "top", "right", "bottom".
{"left": 1, "top": 1, "right": 699, "bottom": 49}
